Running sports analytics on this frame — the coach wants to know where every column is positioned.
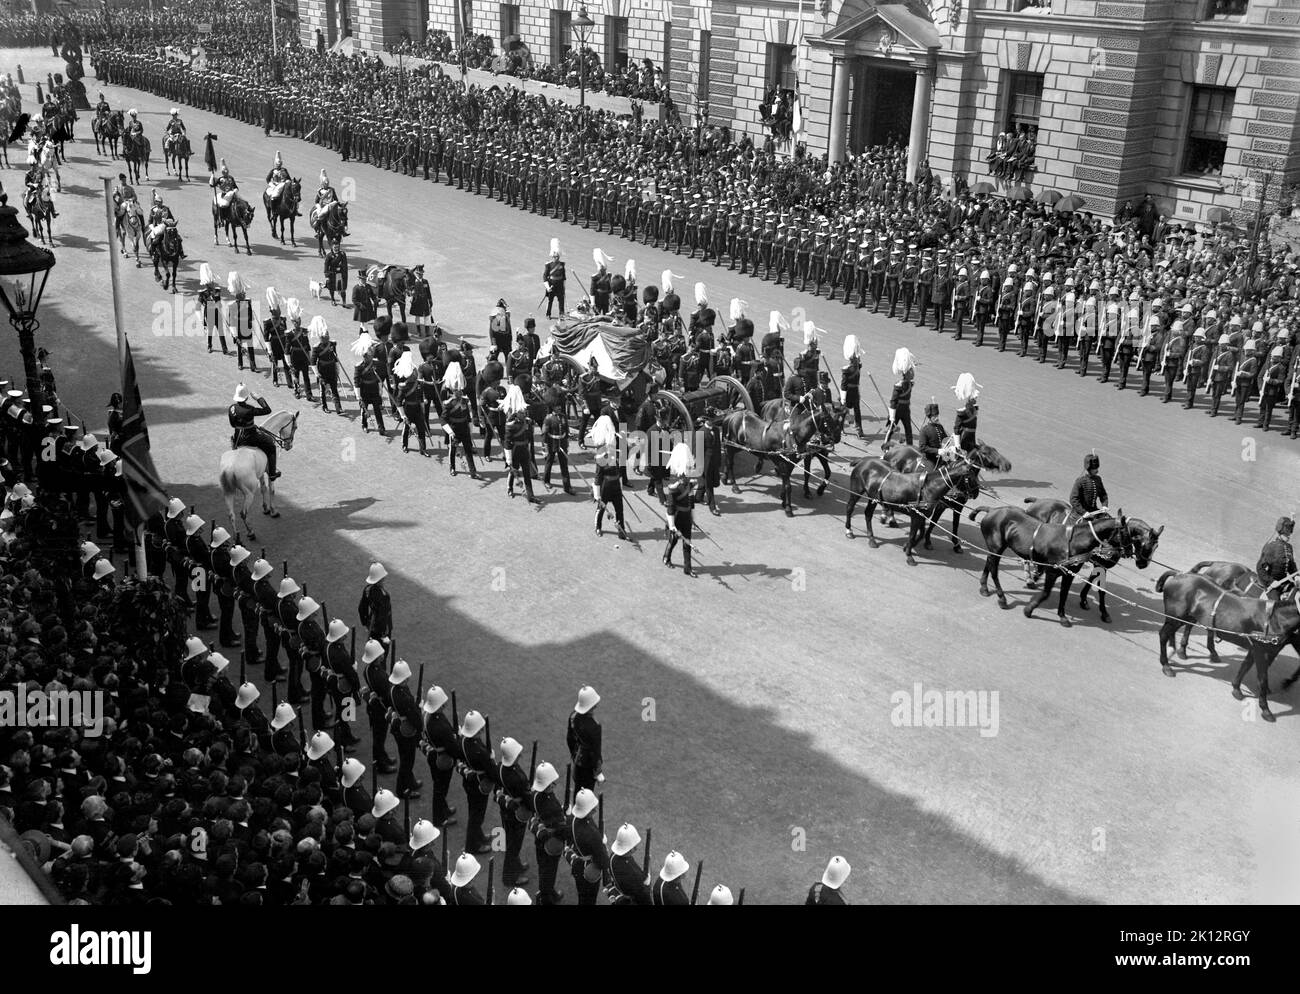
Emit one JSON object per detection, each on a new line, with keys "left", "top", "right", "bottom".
{"left": 828, "top": 55, "right": 850, "bottom": 165}
{"left": 907, "top": 64, "right": 932, "bottom": 182}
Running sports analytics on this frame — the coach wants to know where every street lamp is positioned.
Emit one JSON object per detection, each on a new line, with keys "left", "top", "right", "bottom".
{"left": 572, "top": 4, "right": 595, "bottom": 108}
{"left": 0, "top": 186, "right": 57, "bottom": 433}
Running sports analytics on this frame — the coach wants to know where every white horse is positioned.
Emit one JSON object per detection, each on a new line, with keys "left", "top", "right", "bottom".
{"left": 218, "top": 410, "right": 299, "bottom": 539}
{"left": 27, "top": 138, "right": 61, "bottom": 192}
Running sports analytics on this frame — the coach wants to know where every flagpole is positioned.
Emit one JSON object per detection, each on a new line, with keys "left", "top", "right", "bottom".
{"left": 103, "top": 177, "right": 149, "bottom": 581}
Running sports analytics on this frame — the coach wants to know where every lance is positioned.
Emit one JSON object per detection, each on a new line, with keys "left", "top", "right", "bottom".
{"left": 371, "top": 761, "right": 378, "bottom": 797}
{"left": 865, "top": 370, "right": 889, "bottom": 420}
{"left": 690, "top": 859, "right": 703, "bottom": 905}
{"left": 350, "top": 626, "right": 356, "bottom": 666}
{"left": 486, "top": 856, "right": 496, "bottom": 905}
{"left": 484, "top": 713, "right": 492, "bottom": 762}
{"left": 282, "top": 559, "right": 288, "bottom": 580}
{"left": 819, "top": 352, "right": 842, "bottom": 403}
{"left": 389, "top": 637, "right": 396, "bottom": 671}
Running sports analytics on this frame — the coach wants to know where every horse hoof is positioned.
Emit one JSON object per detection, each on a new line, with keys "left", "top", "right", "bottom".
{"left": 1260, "top": 708, "right": 1276, "bottom": 723}
{"left": 845, "top": 530, "right": 854, "bottom": 539}
{"left": 906, "top": 556, "right": 917, "bottom": 567}
{"left": 1175, "top": 650, "right": 1188, "bottom": 661}
{"left": 1022, "top": 606, "right": 1034, "bottom": 618}
{"left": 1162, "top": 665, "right": 1175, "bottom": 677}
{"left": 923, "top": 541, "right": 933, "bottom": 551}
{"left": 1208, "top": 652, "right": 1220, "bottom": 663}
{"left": 731, "top": 486, "right": 741, "bottom": 495}
{"left": 1026, "top": 580, "right": 1039, "bottom": 590}
{"left": 784, "top": 507, "right": 794, "bottom": 518}
{"left": 952, "top": 543, "right": 962, "bottom": 554}
{"left": 269, "top": 511, "right": 280, "bottom": 518}
{"left": 979, "top": 587, "right": 991, "bottom": 597}
{"left": 1058, "top": 616, "right": 1072, "bottom": 628}
{"left": 1099, "top": 612, "right": 1110, "bottom": 624}
{"left": 1231, "top": 687, "right": 1244, "bottom": 701}
{"left": 868, "top": 539, "right": 880, "bottom": 549}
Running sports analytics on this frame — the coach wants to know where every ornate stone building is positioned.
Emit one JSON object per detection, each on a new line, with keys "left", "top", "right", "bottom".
{"left": 299, "top": 0, "right": 1300, "bottom": 224}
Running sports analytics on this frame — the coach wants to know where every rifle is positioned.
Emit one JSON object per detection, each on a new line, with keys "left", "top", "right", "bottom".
{"left": 562, "top": 762, "right": 572, "bottom": 810}
{"left": 690, "top": 860, "right": 703, "bottom": 905}
{"left": 528, "top": 740, "right": 537, "bottom": 786}
{"left": 737, "top": 887, "right": 745, "bottom": 906}
{"left": 641, "top": 826, "right": 652, "bottom": 879}
{"left": 403, "top": 795, "right": 410, "bottom": 839}
{"left": 486, "top": 856, "right": 495, "bottom": 905}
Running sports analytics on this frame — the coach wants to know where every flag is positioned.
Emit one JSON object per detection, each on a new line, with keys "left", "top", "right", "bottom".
{"left": 118, "top": 338, "right": 167, "bottom": 530}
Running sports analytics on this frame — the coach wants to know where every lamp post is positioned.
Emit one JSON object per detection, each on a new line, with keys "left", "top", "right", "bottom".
{"left": 572, "top": 4, "right": 595, "bottom": 108}
{"left": 0, "top": 186, "right": 56, "bottom": 434}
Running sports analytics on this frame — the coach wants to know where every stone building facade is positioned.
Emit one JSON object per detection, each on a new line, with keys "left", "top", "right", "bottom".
{"left": 298, "top": 0, "right": 1300, "bottom": 225}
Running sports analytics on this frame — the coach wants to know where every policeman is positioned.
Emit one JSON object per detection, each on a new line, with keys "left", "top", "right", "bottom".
{"left": 565, "top": 788, "right": 610, "bottom": 906}
{"left": 806, "top": 855, "right": 851, "bottom": 905}
{"left": 1069, "top": 453, "right": 1109, "bottom": 518}
{"left": 529, "top": 760, "right": 566, "bottom": 905}
{"left": 1256, "top": 517, "right": 1297, "bottom": 595}
{"left": 385, "top": 659, "right": 423, "bottom": 799}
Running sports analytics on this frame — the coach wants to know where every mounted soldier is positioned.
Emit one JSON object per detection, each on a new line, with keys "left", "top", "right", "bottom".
{"left": 265, "top": 150, "right": 296, "bottom": 217}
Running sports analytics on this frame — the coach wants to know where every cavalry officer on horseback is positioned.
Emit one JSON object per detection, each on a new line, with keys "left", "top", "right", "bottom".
{"left": 229, "top": 384, "right": 281, "bottom": 481}
{"left": 917, "top": 402, "right": 949, "bottom": 465}
{"left": 23, "top": 160, "right": 57, "bottom": 218}
{"left": 265, "top": 150, "right": 297, "bottom": 217}
{"left": 94, "top": 91, "right": 110, "bottom": 118}
{"left": 125, "top": 108, "right": 144, "bottom": 142}
{"left": 312, "top": 168, "right": 345, "bottom": 234}
{"left": 1069, "top": 453, "right": 1108, "bottom": 519}
{"left": 1256, "top": 517, "right": 1297, "bottom": 597}
{"left": 145, "top": 189, "right": 183, "bottom": 257}
{"left": 112, "top": 172, "right": 137, "bottom": 214}
{"left": 210, "top": 157, "right": 239, "bottom": 209}
{"left": 164, "top": 107, "right": 186, "bottom": 142}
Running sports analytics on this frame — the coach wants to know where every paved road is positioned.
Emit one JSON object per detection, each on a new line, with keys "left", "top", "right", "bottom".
{"left": 4, "top": 47, "right": 1298, "bottom": 903}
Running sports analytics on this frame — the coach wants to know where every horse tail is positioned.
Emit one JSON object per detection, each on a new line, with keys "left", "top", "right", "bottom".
{"left": 1155, "top": 570, "right": 1178, "bottom": 593}
{"left": 968, "top": 506, "right": 990, "bottom": 521}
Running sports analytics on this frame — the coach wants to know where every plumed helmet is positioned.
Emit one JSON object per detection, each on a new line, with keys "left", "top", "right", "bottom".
{"left": 803, "top": 320, "right": 818, "bottom": 347}
{"left": 441, "top": 361, "right": 466, "bottom": 391}
{"left": 592, "top": 247, "right": 612, "bottom": 269}
{"left": 662, "top": 270, "right": 681, "bottom": 293}
{"left": 769, "top": 311, "right": 790, "bottom": 336}
{"left": 624, "top": 259, "right": 636, "bottom": 282}
{"left": 308, "top": 315, "right": 329, "bottom": 345}
{"left": 549, "top": 237, "right": 561, "bottom": 259}
{"left": 286, "top": 298, "right": 303, "bottom": 322}
{"left": 892, "top": 348, "right": 915, "bottom": 377}
{"left": 503, "top": 383, "right": 527, "bottom": 416}
{"left": 1084, "top": 453, "right": 1100, "bottom": 471}
{"left": 695, "top": 282, "right": 708, "bottom": 307}
{"left": 199, "top": 263, "right": 217, "bottom": 287}
{"left": 730, "top": 298, "right": 746, "bottom": 323}
{"left": 952, "top": 372, "right": 981, "bottom": 405}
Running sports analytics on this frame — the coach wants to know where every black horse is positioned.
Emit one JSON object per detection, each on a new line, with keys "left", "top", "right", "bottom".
{"left": 163, "top": 130, "right": 192, "bottom": 180}
{"left": 374, "top": 265, "right": 412, "bottom": 323}
{"left": 881, "top": 440, "right": 1012, "bottom": 552}
{"left": 757, "top": 398, "right": 846, "bottom": 499}
{"left": 843, "top": 457, "right": 982, "bottom": 565}
{"left": 151, "top": 223, "right": 183, "bottom": 292}
{"left": 92, "top": 109, "right": 123, "bottom": 158}
{"left": 264, "top": 177, "right": 301, "bottom": 246}
{"left": 312, "top": 199, "right": 349, "bottom": 256}
{"left": 213, "top": 192, "right": 255, "bottom": 255}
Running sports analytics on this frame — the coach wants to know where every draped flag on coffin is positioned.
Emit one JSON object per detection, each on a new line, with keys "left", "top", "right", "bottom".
{"left": 548, "top": 320, "right": 653, "bottom": 390}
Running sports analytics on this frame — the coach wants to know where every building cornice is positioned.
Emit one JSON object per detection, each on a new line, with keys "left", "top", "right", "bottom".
{"left": 976, "top": 10, "right": 1294, "bottom": 42}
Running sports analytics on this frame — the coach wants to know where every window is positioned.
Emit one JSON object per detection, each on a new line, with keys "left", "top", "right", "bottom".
{"left": 605, "top": 16, "right": 629, "bottom": 71}
{"left": 1183, "top": 85, "right": 1234, "bottom": 176}
{"left": 551, "top": 9, "right": 572, "bottom": 64}
{"left": 766, "top": 42, "right": 796, "bottom": 95}
{"left": 1004, "top": 71, "right": 1043, "bottom": 132}
{"left": 1202, "top": 0, "right": 1248, "bottom": 18}
{"left": 1015, "top": 0, "right": 1053, "bottom": 11}
{"left": 499, "top": 3, "right": 519, "bottom": 41}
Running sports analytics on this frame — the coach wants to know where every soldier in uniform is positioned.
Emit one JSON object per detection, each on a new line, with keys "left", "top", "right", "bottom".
{"left": 653, "top": 850, "right": 691, "bottom": 906}
{"left": 887, "top": 349, "right": 916, "bottom": 447}
{"left": 1285, "top": 353, "right": 1300, "bottom": 438}
{"left": 1138, "top": 314, "right": 1163, "bottom": 396}
{"left": 1098, "top": 287, "right": 1121, "bottom": 382}
{"left": 543, "top": 239, "right": 566, "bottom": 318}
{"left": 494, "top": 737, "right": 532, "bottom": 888}
{"left": 184, "top": 513, "right": 217, "bottom": 632}
{"left": 457, "top": 710, "right": 495, "bottom": 854}
{"left": 590, "top": 249, "right": 613, "bottom": 314}
{"left": 1016, "top": 270, "right": 1039, "bottom": 358}
{"left": 565, "top": 788, "right": 610, "bottom": 906}
{"left": 208, "top": 528, "right": 242, "bottom": 650}
{"left": 341, "top": 758, "right": 372, "bottom": 820}
{"left": 662, "top": 442, "right": 698, "bottom": 576}
{"left": 1256, "top": 517, "right": 1297, "bottom": 595}
{"left": 914, "top": 250, "right": 935, "bottom": 328}
{"left": 1076, "top": 285, "right": 1099, "bottom": 375}
{"left": 1208, "top": 334, "right": 1235, "bottom": 417}
{"left": 995, "top": 276, "right": 1017, "bottom": 354}
{"left": 385, "top": 659, "right": 424, "bottom": 799}
{"left": 529, "top": 760, "right": 566, "bottom": 904}
{"left": 1162, "top": 321, "right": 1187, "bottom": 405}
{"left": 360, "top": 638, "right": 397, "bottom": 774}
{"left": 542, "top": 398, "right": 573, "bottom": 494}
{"left": 951, "top": 267, "right": 972, "bottom": 341}
{"left": 1183, "top": 328, "right": 1209, "bottom": 410}
{"left": 901, "top": 249, "right": 920, "bottom": 323}
{"left": 1069, "top": 453, "right": 1109, "bottom": 517}
{"left": 974, "top": 270, "right": 995, "bottom": 348}
{"left": 806, "top": 856, "right": 851, "bottom": 905}
{"left": 1257, "top": 346, "right": 1288, "bottom": 431}
{"left": 567, "top": 686, "right": 603, "bottom": 793}
{"left": 607, "top": 823, "right": 653, "bottom": 905}
{"left": 917, "top": 403, "right": 949, "bottom": 465}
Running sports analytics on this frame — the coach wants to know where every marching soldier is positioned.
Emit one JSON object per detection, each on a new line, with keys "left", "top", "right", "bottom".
{"left": 607, "top": 823, "right": 653, "bottom": 905}
{"left": 1138, "top": 313, "right": 1163, "bottom": 396}
{"left": 385, "top": 659, "right": 424, "bottom": 799}
{"left": 996, "top": 276, "right": 1017, "bottom": 354}
{"left": 886, "top": 349, "right": 916, "bottom": 447}
{"left": 565, "top": 788, "right": 610, "bottom": 906}
{"left": 1233, "top": 339, "right": 1259, "bottom": 424}
{"left": 841, "top": 336, "right": 865, "bottom": 439}
{"left": 806, "top": 856, "right": 851, "bottom": 905}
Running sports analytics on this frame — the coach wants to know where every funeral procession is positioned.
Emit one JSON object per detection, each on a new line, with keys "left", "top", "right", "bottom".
{"left": 0, "top": 0, "right": 1299, "bottom": 931}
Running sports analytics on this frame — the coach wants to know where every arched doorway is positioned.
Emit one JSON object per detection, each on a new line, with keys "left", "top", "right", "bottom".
{"left": 850, "top": 60, "right": 915, "bottom": 153}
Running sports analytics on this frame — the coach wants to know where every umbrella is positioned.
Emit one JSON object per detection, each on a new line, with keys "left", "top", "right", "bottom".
{"left": 969, "top": 181, "right": 996, "bottom": 197}
{"left": 1055, "top": 193, "right": 1086, "bottom": 213}
{"left": 1206, "top": 206, "right": 1233, "bottom": 225}
{"left": 1004, "top": 185, "right": 1031, "bottom": 202}
{"left": 1034, "top": 188, "right": 1062, "bottom": 206}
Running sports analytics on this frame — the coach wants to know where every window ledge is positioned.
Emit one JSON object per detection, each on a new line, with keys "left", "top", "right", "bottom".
{"left": 1161, "top": 175, "right": 1227, "bottom": 193}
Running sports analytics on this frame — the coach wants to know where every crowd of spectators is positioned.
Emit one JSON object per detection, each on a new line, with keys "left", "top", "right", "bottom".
{"left": 0, "top": 1, "right": 293, "bottom": 53}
